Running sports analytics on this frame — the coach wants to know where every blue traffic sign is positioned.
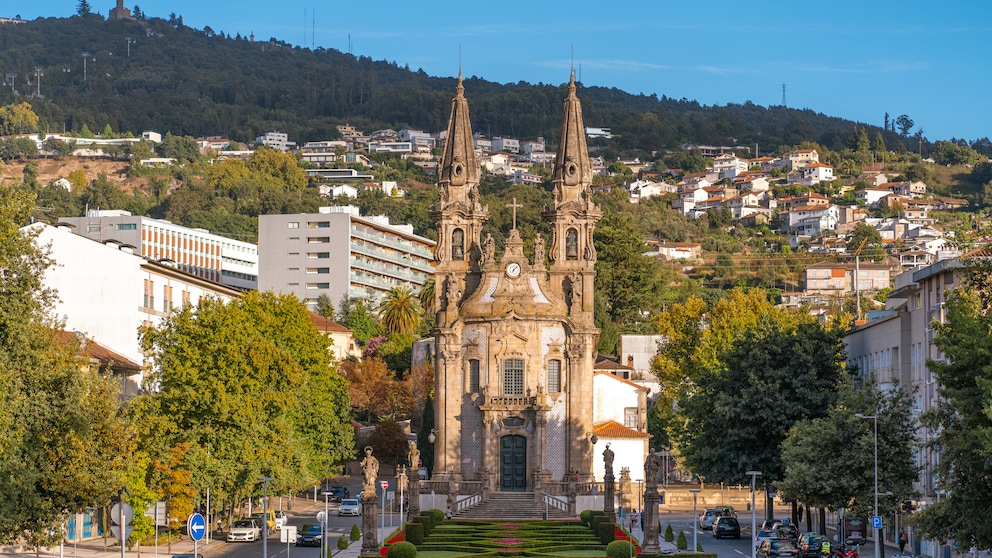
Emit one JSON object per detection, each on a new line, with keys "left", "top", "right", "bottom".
{"left": 871, "top": 515, "right": 882, "bottom": 530}
{"left": 188, "top": 513, "right": 206, "bottom": 542}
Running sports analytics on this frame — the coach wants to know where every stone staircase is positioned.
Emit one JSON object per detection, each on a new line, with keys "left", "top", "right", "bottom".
{"left": 453, "top": 492, "right": 575, "bottom": 520}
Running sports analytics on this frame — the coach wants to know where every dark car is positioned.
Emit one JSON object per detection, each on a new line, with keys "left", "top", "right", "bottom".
{"left": 323, "top": 486, "right": 349, "bottom": 502}
{"left": 797, "top": 533, "right": 829, "bottom": 558}
{"left": 295, "top": 523, "right": 323, "bottom": 547}
{"left": 757, "top": 539, "right": 800, "bottom": 558}
{"left": 713, "top": 516, "right": 741, "bottom": 539}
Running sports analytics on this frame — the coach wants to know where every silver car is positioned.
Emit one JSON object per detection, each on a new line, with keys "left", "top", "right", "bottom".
{"left": 338, "top": 498, "right": 361, "bottom": 516}
{"left": 227, "top": 519, "right": 262, "bottom": 542}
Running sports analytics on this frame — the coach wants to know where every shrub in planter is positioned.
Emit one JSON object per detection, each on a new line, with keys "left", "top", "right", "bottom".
{"left": 427, "top": 509, "right": 445, "bottom": 523}
{"left": 337, "top": 536, "right": 349, "bottom": 550}
{"left": 665, "top": 524, "right": 674, "bottom": 542}
{"left": 406, "top": 522, "right": 424, "bottom": 546}
{"left": 410, "top": 516, "right": 428, "bottom": 538}
{"left": 598, "top": 522, "right": 616, "bottom": 545}
{"left": 697, "top": 541, "right": 704, "bottom": 552}
{"left": 606, "top": 540, "right": 635, "bottom": 558}
{"left": 387, "top": 541, "right": 417, "bottom": 558}
{"left": 676, "top": 531, "right": 687, "bottom": 550}
{"left": 419, "top": 512, "right": 435, "bottom": 530}
{"left": 350, "top": 524, "right": 361, "bottom": 541}
{"left": 580, "top": 510, "right": 593, "bottom": 526}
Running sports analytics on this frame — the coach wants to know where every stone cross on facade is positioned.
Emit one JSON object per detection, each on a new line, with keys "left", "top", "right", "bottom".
{"left": 506, "top": 197, "right": 522, "bottom": 230}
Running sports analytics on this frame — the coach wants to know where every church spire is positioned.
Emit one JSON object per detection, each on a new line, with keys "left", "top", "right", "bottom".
{"left": 438, "top": 70, "right": 480, "bottom": 200}
{"left": 550, "top": 70, "right": 593, "bottom": 201}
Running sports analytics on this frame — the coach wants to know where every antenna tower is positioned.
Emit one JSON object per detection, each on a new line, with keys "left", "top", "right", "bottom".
{"left": 781, "top": 83, "right": 787, "bottom": 107}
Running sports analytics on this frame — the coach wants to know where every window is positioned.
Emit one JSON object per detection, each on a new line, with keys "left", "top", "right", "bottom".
{"left": 116, "top": 223, "right": 137, "bottom": 230}
{"left": 624, "top": 407, "right": 638, "bottom": 429}
{"left": 451, "top": 229, "right": 465, "bottom": 260}
{"left": 502, "top": 358, "right": 524, "bottom": 396}
{"left": 468, "top": 359, "right": 480, "bottom": 393}
{"left": 565, "top": 228, "right": 578, "bottom": 260}
{"left": 287, "top": 222, "right": 300, "bottom": 229}
{"left": 307, "top": 221, "right": 330, "bottom": 228}
{"left": 88, "top": 224, "right": 101, "bottom": 233}
{"left": 306, "top": 268, "right": 330, "bottom": 274}
{"left": 182, "top": 290, "right": 190, "bottom": 306}
{"left": 143, "top": 279, "right": 154, "bottom": 309}
{"left": 307, "top": 252, "right": 330, "bottom": 259}
{"left": 308, "top": 237, "right": 330, "bottom": 244}
{"left": 306, "top": 283, "right": 330, "bottom": 289}
{"left": 163, "top": 285, "right": 173, "bottom": 313}
{"left": 547, "top": 359, "right": 561, "bottom": 392}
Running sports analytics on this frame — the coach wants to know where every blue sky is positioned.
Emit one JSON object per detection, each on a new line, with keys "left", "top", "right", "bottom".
{"left": 15, "top": 1, "right": 992, "bottom": 142}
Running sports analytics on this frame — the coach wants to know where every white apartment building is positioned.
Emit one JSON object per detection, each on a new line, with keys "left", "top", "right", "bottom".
{"left": 491, "top": 137, "right": 520, "bottom": 154}
{"left": 258, "top": 206, "right": 436, "bottom": 310}
{"left": 59, "top": 210, "right": 258, "bottom": 290}
{"left": 255, "top": 131, "right": 295, "bottom": 151}
{"left": 30, "top": 223, "right": 241, "bottom": 393}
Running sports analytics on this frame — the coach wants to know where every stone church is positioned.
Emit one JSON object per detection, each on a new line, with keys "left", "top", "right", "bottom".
{"left": 430, "top": 72, "right": 602, "bottom": 491}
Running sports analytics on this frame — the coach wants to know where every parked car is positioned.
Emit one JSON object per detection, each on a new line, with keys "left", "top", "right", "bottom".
{"left": 248, "top": 510, "right": 276, "bottom": 532}
{"left": 338, "top": 498, "right": 362, "bottom": 516}
{"left": 757, "top": 539, "right": 800, "bottom": 558}
{"left": 295, "top": 523, "right": 323, "bottom": 547}
{"left": 699, "top": 508, "right": 730, "bottom": 529}
{"left": 274, "top": 510, "right": 287, "bottom": 531}
{"left": 761, "top": 519, "right": 786, "bottom": 530}
{"left": 323, "top": 486, "right": 349, "bottom": 502}
{"left": 797, "top": 533, "right": 829, "bottom": 558}
{"left": 227, "top": 519, "right": 262, "bottom": 543}
{"left": 778, "top": 523, "right": 800, "bottom": 542}
{"left": 712, "top": 516, "right": 741, "bottom": 539}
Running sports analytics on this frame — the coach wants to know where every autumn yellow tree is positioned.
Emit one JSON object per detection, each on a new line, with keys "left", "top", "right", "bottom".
{"left": 0, "top": 102, "right": 39, "bottom": 135}
{"left": 341, "top": 357, "right": 404, "bottom": 422}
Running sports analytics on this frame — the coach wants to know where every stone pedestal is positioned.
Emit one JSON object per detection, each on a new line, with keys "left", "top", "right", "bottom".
{"left": 360, "top": 495, "right": 379, "bottom": 557}
{"left": 618, "top": 468, "right": 631, "bottom": 511}
{"left": 604, "top": 472, "right": 616, "bottom": 523}
{"left": 407, "top": 473, "right": 420, "bottom": 521}
{"left": 641, "top": 487, "right": 661, "bottom": 554}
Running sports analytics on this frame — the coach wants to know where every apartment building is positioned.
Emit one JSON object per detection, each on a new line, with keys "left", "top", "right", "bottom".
{"left": 258, "top": 206, "right": 435, "bottom": 310}
{"left": 60, "top": 210, "right": 258, "bottom": 290}
{"left": 255, "top": 131, "right": 295, "bottom": 151}
{"left": 843, "top": 256, "right": 964, "bottom": 525}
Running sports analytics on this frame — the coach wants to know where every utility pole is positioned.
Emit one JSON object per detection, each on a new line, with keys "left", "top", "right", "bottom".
{"left": 6, "top": 73, "right": 15, "bottom": 93}
{"left": 34, "top": 67, "right": 43, "bottom": 97}
{"left": 81, "top": 52, "right": 90, "bottom": 82}
{"left": 126, "top": 37, "right": 135, "bottom": 57}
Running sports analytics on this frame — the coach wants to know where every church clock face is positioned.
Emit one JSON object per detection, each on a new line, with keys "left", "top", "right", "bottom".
{"left": 506, "top": 262, "right": 521, "bottom": 277}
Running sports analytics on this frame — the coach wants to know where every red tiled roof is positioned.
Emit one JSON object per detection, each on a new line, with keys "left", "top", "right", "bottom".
{"left": 593, "top": 420, "right": 650, "bottom": 439}
{"left": 55, "top": 331, "right": 143, "bottom": 372}
{"left": 309, "top": 312, "right": 353, "bottom": 333}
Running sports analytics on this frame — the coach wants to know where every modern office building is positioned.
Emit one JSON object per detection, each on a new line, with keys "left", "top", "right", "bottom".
{"left": 59, "top": 210, "right": 258, "bottom": 290}
{"left": 258, "top": 206, "right": 435, "bottom": 310}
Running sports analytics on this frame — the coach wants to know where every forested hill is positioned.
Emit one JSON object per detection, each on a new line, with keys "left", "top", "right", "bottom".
{"left": 0, "top": 12, "right": 923, "bottom": 153}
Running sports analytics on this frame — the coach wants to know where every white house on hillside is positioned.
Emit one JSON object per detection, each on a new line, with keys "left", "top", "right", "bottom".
{"left": 591, "top": 372, "right": 650, "bottom": 482}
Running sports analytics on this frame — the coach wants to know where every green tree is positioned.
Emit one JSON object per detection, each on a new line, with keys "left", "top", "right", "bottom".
{"left": 847, "top": 222, "right": 884, "bottom": 262}
{"left": 873, "top": 132, "right": 886, "bottom": 161}
{"left": 130, "top": 291, "right": 354, "bottom": 509}
{"left": 675, "top": 319, "right": 847, "bottom": 488}
{"left": 379, "top": 285, "right": 422, "bottom": 335}
{"left": 418, "top": 277, "right": 436, "bottom": 317}
{"left": 895, "top": 115, "right": 914, "bottom": 137}
{"left": 779, "top": 384, "right": 917, "bottom": 521}
{"left": 315, "top": 294, "right": 334, "bottom": 318}
{"left": 0, "top": 189, "right": 131, "bottom": 546}
{"left": 916, "top": 260, "right": 992, "bottom": 548}
{"left": 158, "top": 133, "right": 201, "bottom": 164}
{"left": 594, "top": 213, "right": 662, "bottom": 330}
{"left": 338, "top": 298, "right": 382, "bottom": 344}
{"left": 76, "top": 0, "right": 92, "bottom": 15}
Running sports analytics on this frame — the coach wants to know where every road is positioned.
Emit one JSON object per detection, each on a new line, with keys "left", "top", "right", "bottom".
{"left": 646, "top": 510, "right": 763, "bottom": 558}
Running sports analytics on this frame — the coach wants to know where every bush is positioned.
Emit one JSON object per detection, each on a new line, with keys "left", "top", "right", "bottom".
{"left": 350, "top": 523, "right": 361, "bottom": 541}
{"left": 677, "top": 531, "right": 687, "bottom": 550}
{"left": 426, "top": 509, "right": 445, "bottom": 523}
{"left": 580, "top": 510, "right": 593, "bottom": 526}
{"left": 337, "top": 536, "right": 349, "bottom": 550}
{"left": 665, "top": 524, "right": 675, "bottom": 542}
{"left": 598, "top": 522, "right": 616, "bottom": 545}
{"left": 606, "top": 540, "right": 635, "bottom": 558}
{"left": 406, "top": 522, "right": 424, "bottom": 546}
{"left": 387, "top": 541, "right": 417, "bottom": 558}
{"left": 696, "top": 541, "right": 704, "bottom": 552}
{"left": 419, "top": 512, "right": 434, "bottom": 531}
{"left": 411, "top": 516, "right": 429, "bottom": 538}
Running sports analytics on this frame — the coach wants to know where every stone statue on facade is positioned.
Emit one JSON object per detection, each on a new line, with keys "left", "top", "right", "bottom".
{"left": 534, "top": 234, "right": 545, "bottom": 266}
{"left": 645, "top": 453, "right": 661, "bottom": 488}
{"left": 482, "top": 233, "right": 495, "bottom": 265}
{"left": 603, "top": 443, "right": 614, "bottom": 477}
{"left": 408, "top": 440, "right": 421, "bottom": 471}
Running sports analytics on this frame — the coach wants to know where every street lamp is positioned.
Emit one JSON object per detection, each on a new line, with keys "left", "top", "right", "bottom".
{"left": 259, "top": 476, "right": 273, "bottom": 558}
{"left": 322, "top": 490, "right": 330, "bottom": 558}
{"left": 747, "top": 471, "right": 763, "bottom": 558}
{"left": 856, "top": 413, "right": 880, "bottom": 558}
{"left": 689, "top": 488, "right": 701, "bottom": 552}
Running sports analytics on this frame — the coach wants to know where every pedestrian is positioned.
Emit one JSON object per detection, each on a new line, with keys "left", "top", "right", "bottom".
{"left": 898, "top": 530, "right": 907, "bottom": 553}
{"left": 445, "top": 508, "right": 452, "bottom": 520}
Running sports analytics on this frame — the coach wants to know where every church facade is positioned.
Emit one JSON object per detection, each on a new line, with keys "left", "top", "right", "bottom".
{"left": 431, "top": 72, "right": 602, "bottom": 490}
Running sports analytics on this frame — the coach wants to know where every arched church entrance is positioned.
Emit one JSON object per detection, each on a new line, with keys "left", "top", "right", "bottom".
{"left": 499, "top": 435, "right": 527, "bottom": 491}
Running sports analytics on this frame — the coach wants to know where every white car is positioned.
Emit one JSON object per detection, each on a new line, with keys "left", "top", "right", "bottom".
{"left": 338, "top": 498, "right": 361, "bottom": 516}
{"left": 274, "top": 510, "right": 287, "bottom": 531}
{"left": 227, "top": 519, "right": 262, "bottom": 542}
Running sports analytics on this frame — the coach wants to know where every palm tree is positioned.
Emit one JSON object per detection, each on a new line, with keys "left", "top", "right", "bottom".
{"left": 379, "top": 285, "right": 423, "bottom": 335}
{"left": 418, "top": 277, "right": 436, "bottom": 316}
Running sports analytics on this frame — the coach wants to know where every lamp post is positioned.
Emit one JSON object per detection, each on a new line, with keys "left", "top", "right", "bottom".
{"left": 690, "top": 489, "right": 701, "bottom": 552}
{"left": 747, "top": 471, "right": 763, "bottom": 558}
{"left": 322, "top": 491, "right": 329, "bottom": 558}
{"left": 856, "top": 413, "right": 880, "bottom": 558}
{"left": 259, "top": 477, "right": 273, "bottom": 558}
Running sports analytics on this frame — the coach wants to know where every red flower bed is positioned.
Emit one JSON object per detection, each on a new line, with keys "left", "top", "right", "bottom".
{"left": 613, "top": 526, "right": 642, "bottom": 554}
